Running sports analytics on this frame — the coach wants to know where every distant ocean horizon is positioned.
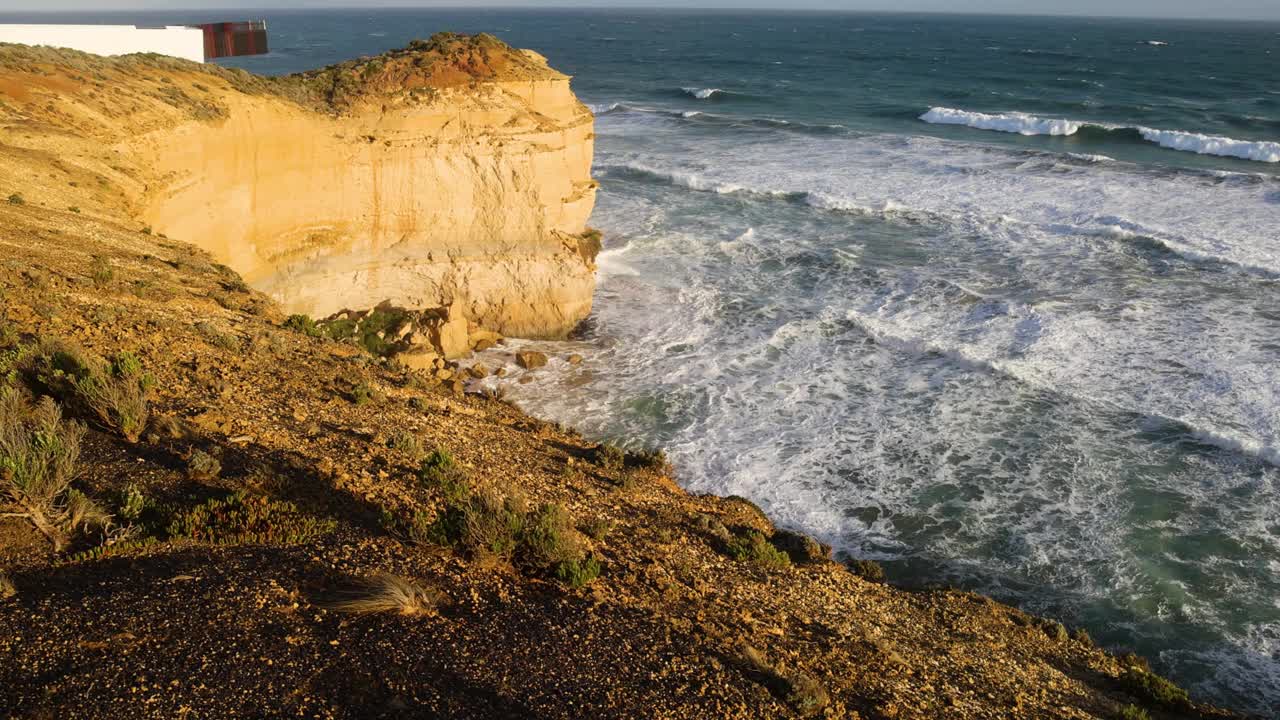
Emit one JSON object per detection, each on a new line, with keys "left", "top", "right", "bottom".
{"left": 7, "top": 8, "right": 1277, "bottom": 714}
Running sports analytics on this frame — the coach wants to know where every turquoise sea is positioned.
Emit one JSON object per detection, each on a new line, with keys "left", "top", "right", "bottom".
{"left": 7, "top": 8, "right": 1278, "bottom": 714}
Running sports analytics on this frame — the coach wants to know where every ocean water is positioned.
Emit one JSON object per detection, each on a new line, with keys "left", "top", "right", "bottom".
{"left": 7, "top": 8, "right": 1278, "bottom": 714}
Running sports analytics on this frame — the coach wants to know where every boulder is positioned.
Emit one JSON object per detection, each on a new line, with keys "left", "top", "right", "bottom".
{"left": 469, "top": 329, "right": 503, "bottom": 351}
{"left": 395, "top": 347, "right": 441, "bottom": 373}
{"left": 419, "top": 301, "right": 470, "bottom": 359}
{"left": 516, "top": 350, "right": 548, "bottom": 369}
{"left": 567, "top": 354, "right": 583, "bottom": 365}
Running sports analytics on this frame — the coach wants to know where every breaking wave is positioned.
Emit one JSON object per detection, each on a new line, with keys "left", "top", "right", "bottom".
{"left": 920, "top": 107, "right": 1280, "bottom": 163}
{"left": 682, "top": 87, "right": 725, "bottom": 100}
{"left": 921, "top": 107, "right": 1082, "bottom": 136}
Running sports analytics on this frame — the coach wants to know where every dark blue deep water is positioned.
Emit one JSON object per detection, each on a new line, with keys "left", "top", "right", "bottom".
{"left": 6, "top": 8, "right": 1279, "bottom": 715}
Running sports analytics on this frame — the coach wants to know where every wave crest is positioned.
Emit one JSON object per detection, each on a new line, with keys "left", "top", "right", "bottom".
{"left": 920, "top": 107, "right": 1280, "bottom": 163}
{"left": 920, "top": 107, "right": 1082, "bottom": 136}
{"left": 683, "top": 87, "right": 724, "bottom": 100}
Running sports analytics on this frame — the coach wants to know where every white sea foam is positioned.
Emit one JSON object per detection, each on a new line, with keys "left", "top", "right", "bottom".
{"left": 683, "top": 87, "right": 723, "bottom": 100}
{"left": 921, "top": 106, "right": 1280, "bottom": 163}
{"left": 1145, "top": 40, "right": 1169, "bottom": 46}
{"left": 504, "top": 105, "right": 1280, "bottom": 717}
{"left": 1067, "top": 153, "right": 1115, "bottom": 163}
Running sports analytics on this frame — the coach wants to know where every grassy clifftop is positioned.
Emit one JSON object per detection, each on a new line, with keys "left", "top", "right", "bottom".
{"left": 0, "top": 32, "right": 565, "bottom": 119}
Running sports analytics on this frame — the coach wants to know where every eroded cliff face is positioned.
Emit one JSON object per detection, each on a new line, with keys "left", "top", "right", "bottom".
{"left": 0, "top": 34, "right": 598, "bottom": 338}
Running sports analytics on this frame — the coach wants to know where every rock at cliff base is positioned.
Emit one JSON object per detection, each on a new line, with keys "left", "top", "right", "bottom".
{"left": 469, "top": 329, "right": 503, "bottom": 352}
{"left": 395, "top": 347, "right": 441, "bottom": 373}
{"left": 422, "top": 303, "right": 470, "bottom": 359}
{"left": 468, "top": 363, "right": 489, "bottom": 379}
{"left": 567, "top": 354, "right": 583, "bottom": 365}
{"left": 516, "top": 351, "right": 548, "bottom": 369}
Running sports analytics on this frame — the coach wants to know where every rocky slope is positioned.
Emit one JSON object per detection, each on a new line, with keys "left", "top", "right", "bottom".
{"left": 0, "top": 37, "right": 1245, "bottom": 720}
{"left": 0, "top": 34, "right": 599, "bottom": 339}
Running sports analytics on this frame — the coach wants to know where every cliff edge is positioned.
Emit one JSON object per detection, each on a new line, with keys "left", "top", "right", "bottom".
{"left": 0, "top": 34, "right": 599, "bottom": 339}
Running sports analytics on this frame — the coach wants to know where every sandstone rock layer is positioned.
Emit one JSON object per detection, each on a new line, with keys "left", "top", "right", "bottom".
{"left": 0, "top": 34, "right": 599, "bottom": 338}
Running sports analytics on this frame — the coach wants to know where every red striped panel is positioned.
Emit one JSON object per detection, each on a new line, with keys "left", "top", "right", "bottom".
{"left": 197, "top": 21, "right": 268, "bottom": 60}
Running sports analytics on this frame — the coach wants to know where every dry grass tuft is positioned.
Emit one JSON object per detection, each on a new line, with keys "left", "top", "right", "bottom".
{"left": 0, "top": 572, "right": 15, "bottom": 600}
{"left": 323, "top": 573, "right": 442, "bottom": 616}
{"left": 738, "top": 644, "right": 830, "bottom": 716}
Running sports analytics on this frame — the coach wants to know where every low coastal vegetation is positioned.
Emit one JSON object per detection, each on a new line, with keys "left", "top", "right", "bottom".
{"left": 26, "top": 341, "right": 153, "bottom": 443}
{"left": 392, "top": 447, "right": 604, "bottom": 588}
{"left": 1119, "top": 666, "right": 1193, "bottom": 711}
{"left": 0, "top": 391, "right": 99, "bottom": 551}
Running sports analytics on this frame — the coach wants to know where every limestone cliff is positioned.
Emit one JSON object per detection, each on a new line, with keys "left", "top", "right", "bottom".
{"left": 0, "top": 34, "right": 599, "bottom": 338}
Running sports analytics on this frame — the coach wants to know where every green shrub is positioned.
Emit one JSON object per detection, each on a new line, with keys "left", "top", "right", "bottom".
{"left": 167, "top": 491, "right": 335, "bottom": 545}
{"left": 725, "top": 530, "right": 791, "bottom": 571}
{"left": 1119, "top": 667, "right": 1192, "bottom": 711}
{"left": 68, "top": 206, "right": 81, "bottom": 214}
{"left": 520, "top": 503, "right": 581, "bottom": 567}
{"left": 1073, "top": 627, "right": 1095, "bottom": 647}
{"left": 7, "top": 193, "right": 23, "bottom": 205}
{"left": 417, "top": 449, "right": 469, "bottom": 504}
{"left": 582, "top": 517, "right": 614, "bottom": 541}
{"left": 784, "top": 671, "right": 830, "bottom": 717}
{"left": 554, "top": 554, "right": 601, "bottom": 588}
{"left": 0, "top": 322, "right": 17, "bottom": 350}
{"left": 185, "top": 449, "right": 221, "bottom": 480}
{"left": 405, "top": 450, "right": 599, "bottom": 586}
{"left": 349, "top": 381, "right": 377, "bottom": 405}
{"left": 845, "top": 557, "right": 885, "bottom": 583}
{"left": 629, "top": 447, "right": 670, "bottom": 472}
{"left": 461, "top": 487, "right": 524, "bottom": 558}
{"left": 1116, "top": 705, "right": 1150, "bottom": 720}
{"left": 28, "top": 342, "right": 152, "bottom": 442}
{"left": 117, "top": 483, "right": 147, "bottom": 523}
{"left": 0, "top": 392, "right": 86, "bottom": 550}
{"left": 389, "top": 430, "right": 423, "bottom": 461}
{"left": 350, "top": 307, "right": 407, "bottom": 356}
{"left": 595, "top": 443, "right": 626, "bottom": 472}
{"left": 283, "top": 314, "right": 323, "bottom": 337}
{"left": 1043, "top": 620, "right": 1069, "bottom": 643}
{"left": 322, "top": 316, "right": 358, "bottom": 341}
{"left": 1117, "top": 652, "right": 1151, "bottom": 672}
{"left": 89, "top": 257, "right": 113, "bottom": 284}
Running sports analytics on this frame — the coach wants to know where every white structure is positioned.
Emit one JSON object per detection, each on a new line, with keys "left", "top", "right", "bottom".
{"left": 0, "top": 24, "right": 207, "bottom": 63}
